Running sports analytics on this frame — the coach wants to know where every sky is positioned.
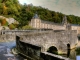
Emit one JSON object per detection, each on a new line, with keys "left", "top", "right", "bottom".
{"left": 18, "top": 0, "right": 80, "bottom": 16}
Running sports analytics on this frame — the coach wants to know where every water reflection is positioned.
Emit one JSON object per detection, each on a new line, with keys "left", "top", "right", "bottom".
{"left": 76, "top": 56, "right": 80, "bottom": 60}
{"left": 69, "top": 48, "right": 76, "bottom": 60}
{"left": 0, "top": 41, "right": 24, "bottom": 60}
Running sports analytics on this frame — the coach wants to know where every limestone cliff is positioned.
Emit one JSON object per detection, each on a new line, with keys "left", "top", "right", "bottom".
{"left": 0, "top": 16, "right": 19, "bottom": 30}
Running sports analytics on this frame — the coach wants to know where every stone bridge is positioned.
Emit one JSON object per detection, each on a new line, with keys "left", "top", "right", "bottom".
{"left": 0, "top": 30, "right": 78, "bottom": 52}
{"left": 16, "top": 30, "right": 78, "bottom": 54}
{"left": 0, "top": 30, "right": 78, "bottom": 60}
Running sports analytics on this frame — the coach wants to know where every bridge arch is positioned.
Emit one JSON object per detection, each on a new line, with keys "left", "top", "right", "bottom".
{"left": 47, "top": 46, "right": 58, "bottom": 55}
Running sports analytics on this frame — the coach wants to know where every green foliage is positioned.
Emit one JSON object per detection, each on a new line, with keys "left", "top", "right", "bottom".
{"left": 0, "top": 18, "right": 3, "bottom": 23}
{"left": 76, "top": 47, "right": 80, "bottom": 55}
{"left": 0, "top": 0, "right": 80, "bottom": 29}
{"left": 22, "top": 25, "right": 33, "bottom": 30}
{"left": 9, "top": 23, "right": 16, "bottom": 30}
{"left": 3, "top": 21, "right": 8, "bottom": 26}
{"left": 0, "top": 18, "right": 8, "bottom": 26}
{"left": 0, "top": 0, "right": 21, "bottom": 16}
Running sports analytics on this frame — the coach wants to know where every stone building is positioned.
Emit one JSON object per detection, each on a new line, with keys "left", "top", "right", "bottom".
{"left": 29, "top": 13, "right": 80, "bottom": 34}
{"left": 30, "top": 13, "right": 66, "bottom": 30}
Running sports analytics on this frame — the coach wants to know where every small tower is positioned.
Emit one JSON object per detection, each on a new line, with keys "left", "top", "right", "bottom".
{"left": 62, "top": 15, "right": 67, "bottom": 25}
{"left": 30, "top": 12, "right": 41, "bottom": 29}
{"left": 32, "top": 12, "right": 39, "bottom": 19}
{"left": 62, "top": 16, "right": 71, "bottom": 30}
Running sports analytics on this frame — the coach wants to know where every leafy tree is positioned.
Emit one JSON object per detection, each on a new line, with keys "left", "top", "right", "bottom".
{"left": 0, "top": 0, "right": 80, "bottom": 29}
{"left": 9, "top": 23, "right": 15, "bottom": 30}
{"left": 22, "top": 25, "right": 33, "bottom": 30}
{"left": 1, "top": 18, "right": 8, "bottom": 26}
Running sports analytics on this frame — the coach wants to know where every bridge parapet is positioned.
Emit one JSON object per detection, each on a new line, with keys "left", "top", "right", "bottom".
{"left": 17, "top": 30, "right": 78, "bottom": 53}
{"left": 0, "top": 30, "right": 52, "bottom": 35}
{"left": 41, "top": 52, "right": 71, "bottom": 60}
{"left": 16, "top": 36, "right": 72, "bottom": 60}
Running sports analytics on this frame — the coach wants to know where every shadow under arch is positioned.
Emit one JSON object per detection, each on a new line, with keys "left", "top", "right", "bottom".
{"left": 47, "top": 46, "right": 58, "bottom": 55}
{"left": 67, "top": 43, "right": 70, "bottom": 57}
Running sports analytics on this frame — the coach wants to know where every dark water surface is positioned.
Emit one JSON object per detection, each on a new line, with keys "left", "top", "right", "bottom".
{"left": 0, "top": 41, "right": 25, "bottom": 60}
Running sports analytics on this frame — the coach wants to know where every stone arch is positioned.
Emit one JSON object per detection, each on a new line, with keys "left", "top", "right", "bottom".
{"left": 47, "top": 46, "right": 58, "bottom": 55}
{"left": 67, "top": 43, "right": 70, "bottom": 57}
{"left": 67, "top": 43, "right": 70, "bottom": 49}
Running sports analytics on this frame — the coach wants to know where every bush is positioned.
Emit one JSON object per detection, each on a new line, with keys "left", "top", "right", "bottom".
{"left": 9, "top": 23, "right": 16, "bottom": 30}
{"left": 0, "top": 18, "right": 8, "bottom": 26}
{"left": 22, "top": 25, "right": 33, "bottom": 30}
{"left": 76, "top": 47, "right": 80, "bottom": 55}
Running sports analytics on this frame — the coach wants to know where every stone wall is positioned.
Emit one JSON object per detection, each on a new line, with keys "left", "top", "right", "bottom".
{"left": 30, "top": 18, "right": 66, "bottom": 30}
{"left": 16, "top": 36, "right": 70, "bottom": 60}
{"left": 71, "top": 26, "right": 80, "bottom": 34}
{"left": 18, "top": 30, "right": 78, "bottom": 53}
{"left": 0, "top": 30, "right": 78, "bottom": 53}
{"left": 16, "top": 36, "right": 41, "bottom": 60}
{"left": 0, "top": 34, "right": 15, "bottom": 42}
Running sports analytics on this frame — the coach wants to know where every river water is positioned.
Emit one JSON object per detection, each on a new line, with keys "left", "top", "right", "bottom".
{"left": 0, "top": 41, "right": 25, "bottom": 60}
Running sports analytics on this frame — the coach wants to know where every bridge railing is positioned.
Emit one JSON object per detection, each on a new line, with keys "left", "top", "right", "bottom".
{"left": 0, "top": 29, "right": 53, "bottom": 35}
{"left": 41, "top": 52, "right": 71, "bottom": 60}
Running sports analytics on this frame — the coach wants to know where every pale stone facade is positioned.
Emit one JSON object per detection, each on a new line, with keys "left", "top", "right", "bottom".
{"left": 29, "top": 13, "right": 66, "bottom": 30}
{"left": 71, "top": 25, "right": 80, "bottom": 34}
{"left": 29, "top": 13, "right": 80, "bottom": 34}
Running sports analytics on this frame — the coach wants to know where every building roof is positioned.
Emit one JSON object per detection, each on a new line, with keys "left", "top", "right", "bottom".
{"left": 41, "top": 20, "right": 63, "bottom": 26}
{"left": 32, "top": 12, "right": 39, "bottom": 19}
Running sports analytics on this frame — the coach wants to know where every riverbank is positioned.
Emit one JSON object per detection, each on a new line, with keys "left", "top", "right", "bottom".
{"left": 0, "top": 40, "right": 25, "bottom": 60}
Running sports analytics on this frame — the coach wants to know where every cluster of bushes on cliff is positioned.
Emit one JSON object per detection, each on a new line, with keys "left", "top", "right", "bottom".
{"left": 0, "top": 0, "right": 80, "bottom": 29}
{"left": 0, "top": 18, "right": 8, "bottom": 26}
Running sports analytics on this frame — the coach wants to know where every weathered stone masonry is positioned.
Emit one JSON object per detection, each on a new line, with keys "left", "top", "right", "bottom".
{"left": 17, "top": 30, "right": 78, "bottom": 53}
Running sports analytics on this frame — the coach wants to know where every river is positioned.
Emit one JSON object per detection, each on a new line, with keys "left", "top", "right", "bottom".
{"left": 0, "top": 41, "right": 25, "bottom": 60}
